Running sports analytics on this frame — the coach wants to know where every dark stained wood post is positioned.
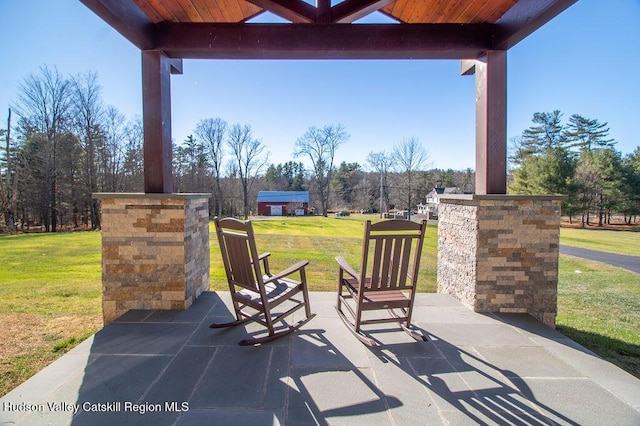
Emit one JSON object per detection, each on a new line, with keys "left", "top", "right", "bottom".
{"left": 462, "top": 50, "right": 507, "bottom": 195}
{"left": 142, "top": 50, "right": 182, "bottom": 193}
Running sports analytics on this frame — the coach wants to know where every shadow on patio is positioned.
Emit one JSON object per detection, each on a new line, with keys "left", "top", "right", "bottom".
{"left": 1, "top": 292, "right": 639, "bottom": 425}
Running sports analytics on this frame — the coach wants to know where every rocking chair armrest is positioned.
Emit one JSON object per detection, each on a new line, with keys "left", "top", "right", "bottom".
{"left": 263, "top": 259, "right": 309, "bottom": 284}
{"left": 335, "top": 256, "right": 359, "bottom": 281}
{"left": 253, "top": 252, "right": 271, "bottom": 275}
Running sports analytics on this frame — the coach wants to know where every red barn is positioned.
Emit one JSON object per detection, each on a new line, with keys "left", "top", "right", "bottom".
{"left": 257, "top": 191, "right": 309, "bottom": 216}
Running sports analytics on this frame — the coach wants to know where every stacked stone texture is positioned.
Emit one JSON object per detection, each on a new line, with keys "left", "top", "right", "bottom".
{"left": 437, "top": 195, "right": 562, "bottom": 327}
{"left": 97, "top": 194, "right": 210, "bottom": 325}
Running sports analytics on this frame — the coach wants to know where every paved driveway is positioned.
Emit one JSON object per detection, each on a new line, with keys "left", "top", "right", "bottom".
{"left": 560, "top": 245, "right": 640, "bottom": 274}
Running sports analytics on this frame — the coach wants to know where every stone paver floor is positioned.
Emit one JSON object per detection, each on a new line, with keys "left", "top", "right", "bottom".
{"left": 1, "top": 291, "right": 639, "bottom": 425}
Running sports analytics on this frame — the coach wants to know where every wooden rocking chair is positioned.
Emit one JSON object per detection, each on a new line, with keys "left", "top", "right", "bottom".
{"left": 336, "top": 219, "right": 428, "bottom": 346}
{"left": 210, "top": 217, "right": 315, "bottom": 345}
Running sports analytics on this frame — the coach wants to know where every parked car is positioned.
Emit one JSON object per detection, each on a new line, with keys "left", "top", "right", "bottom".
{"left": 335, "top": 210, "right": 350, "bottom": 217}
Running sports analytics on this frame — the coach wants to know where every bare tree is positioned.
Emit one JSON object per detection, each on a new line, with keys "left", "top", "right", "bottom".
{"left": 71, "top": 71, "right": 104, "bottom": 228}
{"left": 392, "top": 137, "right": 430, "bottom": 221}
{"left": 15, "top": 65, "right": 72, "bottom": 232}
{"left": 294, "top": 124, "right": 348, "bottom": 217}
{"left": 196, "top": 117, "right": 227, "bottom": 217}
{"left": 99, "top": 106, "right": 127, "bottom": 192}
{"left": 56, "top": 131, "right": 83, "bottom": 227}
{"left": 0, "top": 108, "right": 18, "bottom": 232}
{"left": 227, "top": 124, "right": 269, "bottom": 219}
{"left": 223, "top": 158, "right": 241, "bottom": 217}
{"left": 366, "top": 150, "right": 395, "bottom": 217}
{"left": 121, "top": 117, "right": 144, "bottom": 192}
{"left": 0, "top": 108, "right": 17, "bottom": 231}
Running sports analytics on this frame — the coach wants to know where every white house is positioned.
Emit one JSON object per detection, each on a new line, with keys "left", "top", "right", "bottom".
{"left": 417, "top": 187, "right": 466, "bottom": 218}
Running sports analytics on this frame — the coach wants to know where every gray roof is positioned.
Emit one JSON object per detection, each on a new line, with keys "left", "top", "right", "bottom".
{"left": 427, "top": 187, "right": 464, "bottom": 197}
{"left": 257, "top": 191, "right": 309, "bottom": 203}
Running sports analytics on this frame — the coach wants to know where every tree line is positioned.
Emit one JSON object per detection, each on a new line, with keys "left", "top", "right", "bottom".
{"left": 1, "top": 67, "right": 146, "bottom": 232}
{"left": 171, "top": 123, "right": 471, "bottom": 221}
{"left": 1, "top": 66, "right": 474, "bottom": 232}
{"left": 6, "top": 69, "right": 636, "bottom": 233}
{"left": 509, "top": 110, "right": 640, "bottom": 226}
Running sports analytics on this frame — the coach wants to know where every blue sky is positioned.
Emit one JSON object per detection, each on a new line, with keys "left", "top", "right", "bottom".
{"left": 1, "top": 0, "right": 638, "bottom": 170}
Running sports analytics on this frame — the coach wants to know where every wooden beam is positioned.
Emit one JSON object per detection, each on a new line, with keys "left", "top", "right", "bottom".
{"left": 331, "top": 0, "right": 395, "bottom": 23}
{"left": 467, "top": 51, "right": 507, "bottom": 195}
{"left": 493, "top": 0, "right": 577, "bottom": 50}
{"left": 245, "top": 0, "right": 316, "bottom": 23}
{"left": 79, "top": 0, "right": 155, "bottom": 50}
{"left": 316, "top": 0, "right": 331, "bottom": 23}
{"left": 154, "top": 23, "right": 494, "bottom": 59}
{"left": 142, "top": 50, "right": 176, "bottom": 193}
{"left": 80, "top": 0, "right": 576, "bottom": 55}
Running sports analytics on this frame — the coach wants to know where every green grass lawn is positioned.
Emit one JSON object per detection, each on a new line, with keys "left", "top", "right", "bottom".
{"left": 558, "top": 224, "right": 640, "bottom": 380}
{"left": 557, "top": 256, "right": 640, "bottom": 377}
{"left": 561, "top": 227, "right": 640, "bottom": 256}
{"left": 234, "top": 217, "right": 438, "bottom": 292}
{"left": 0, "top": 231, "right": 103, "bottom": 396}
{"left": 0, "top": 216, "right": 638, "bottom": 396}
{"left": 0, "top": 232, "right": 103, "bottom": 315}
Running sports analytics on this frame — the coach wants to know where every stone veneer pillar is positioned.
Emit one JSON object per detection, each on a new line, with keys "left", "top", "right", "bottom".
{"left": 437, "top": 195, "right": 563, "bottom": 327}
{"left": 94, "top": 193, "right": 211, "bottom": 325}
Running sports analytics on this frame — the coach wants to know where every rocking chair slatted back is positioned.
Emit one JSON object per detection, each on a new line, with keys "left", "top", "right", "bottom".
{"left": 335, "top": 218, "right": 428, "bottom": 346}
{"left": 212, "top": 217, "right": 315, "bottom": 346}
{"left": 216, "top": 220, "right": 262, "bottom": 293}
{"left": 362, "top": 220, "right": 426, "bottom": 292}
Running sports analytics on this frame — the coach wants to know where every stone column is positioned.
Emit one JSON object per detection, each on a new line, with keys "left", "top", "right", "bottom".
{"left": 437, "top": 195, "right": 563, "bottom": 327}
{"left": 94, "top": 193, "right": 211, "bottom": 325}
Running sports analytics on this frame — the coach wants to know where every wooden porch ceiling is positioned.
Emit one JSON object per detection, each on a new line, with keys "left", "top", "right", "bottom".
{"left": 80, "top": 0, "right": 577, "bottom": 59}
{"left": 131, "top": 0, "right": 517, "bottom": 25}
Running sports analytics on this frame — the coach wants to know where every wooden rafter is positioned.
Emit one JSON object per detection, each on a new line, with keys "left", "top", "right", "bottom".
{"left": 493, "top": 0, "right": 577, "bottom": 49}
{"left": 245, "top": 0, "right": 315, "bottom": 23}
{"left": 80, "top": 0, "right": 155, "bottom": 49}
{"left": 331, "top": 0, "right": 396, "bottom": 23}
{"left": 247, "top": 0, "right": 397, "bottom": 24}
{"left": 316, "top": 0, "right": 331, "bottom": 23}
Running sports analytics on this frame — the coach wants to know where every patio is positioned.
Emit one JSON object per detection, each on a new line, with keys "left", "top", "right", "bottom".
{"left": 2, "top": 291, "right": 639, "bottom": 425}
